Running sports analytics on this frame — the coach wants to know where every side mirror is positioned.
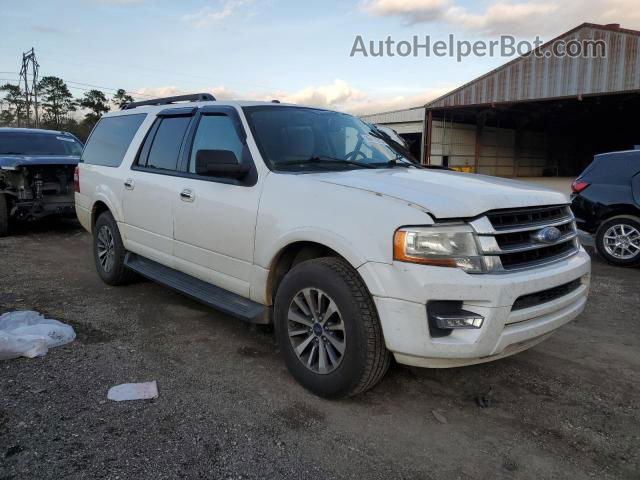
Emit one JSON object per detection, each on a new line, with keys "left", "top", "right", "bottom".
{"left": 195, "top": 150, "right": 250, "bottom": 179}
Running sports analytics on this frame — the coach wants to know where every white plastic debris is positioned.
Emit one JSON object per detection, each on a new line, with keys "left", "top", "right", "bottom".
{"left": 0, "top": 311, "right": 76, "bottom": 360}
{"left": 107, "top": 381, "right": 158, "bottom": 402}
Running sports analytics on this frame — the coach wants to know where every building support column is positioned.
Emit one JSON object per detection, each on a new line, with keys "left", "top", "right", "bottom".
{"left": 474, "top": 123, "right": 481, "bottom": 173}
{"left": 424, "top": 110, "right": 433, "bottom": 165}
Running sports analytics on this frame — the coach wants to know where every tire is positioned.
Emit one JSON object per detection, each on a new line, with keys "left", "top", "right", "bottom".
{"left": 274, "top": 257, "right": 391, "bottom": 398}
{"left": 93, "top": 211, "right": 136, "bottom": 285}
{"left": 0, "top": 194, "right": 8, "bottom": 237}
{"left": 595, "top": 215, "right": 640, "bottom": 267}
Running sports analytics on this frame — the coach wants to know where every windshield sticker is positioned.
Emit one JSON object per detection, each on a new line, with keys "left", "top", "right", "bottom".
{"left": 56, "top": 136, "right": 75, "bottom": 142}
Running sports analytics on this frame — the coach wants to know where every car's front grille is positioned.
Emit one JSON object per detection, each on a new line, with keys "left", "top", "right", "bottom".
{"left": 512, "top": 279, "right": 582, "bottom": 311}
{"left": 488, "top": 205, "right": 569, "bottom": 231}
{"left": 494, "top": 221, "right": 574, "bottom": 249}
{"left": 471, "top": 205, "right": 580, "bottom": 273}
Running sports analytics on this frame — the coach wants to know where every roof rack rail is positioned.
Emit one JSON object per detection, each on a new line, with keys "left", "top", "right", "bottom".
{"left": 122, "top": 93, "right": 216, "bottom": 110}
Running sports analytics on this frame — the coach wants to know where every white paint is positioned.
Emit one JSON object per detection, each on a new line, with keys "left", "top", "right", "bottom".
{"left": 77, "top": 100, "right": 591, "bottom": 369}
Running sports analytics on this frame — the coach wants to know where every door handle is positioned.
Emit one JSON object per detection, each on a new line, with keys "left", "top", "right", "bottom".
{"left": 124, "top": 179, "right": 135, "bottom": 190}
{"left": 180, "top": 188, "right": 195, "bottom": 202}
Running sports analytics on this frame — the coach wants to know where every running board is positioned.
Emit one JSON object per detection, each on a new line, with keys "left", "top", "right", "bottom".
{"left": 124, "top": 253, "right": 269, "bottom": 324}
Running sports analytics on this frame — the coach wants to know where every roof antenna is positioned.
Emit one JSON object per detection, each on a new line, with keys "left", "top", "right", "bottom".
{"left": 271, "top": 99, "right": 281, "bottom": 104}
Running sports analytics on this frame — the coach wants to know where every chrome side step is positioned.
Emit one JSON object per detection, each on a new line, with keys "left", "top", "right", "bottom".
{"left": 125, "top": 253, "right": 269, "bottom": 324}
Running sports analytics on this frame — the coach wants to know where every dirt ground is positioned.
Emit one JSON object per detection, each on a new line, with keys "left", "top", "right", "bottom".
{"left": 1, "top": 221, "right": 639, "bottom": 480}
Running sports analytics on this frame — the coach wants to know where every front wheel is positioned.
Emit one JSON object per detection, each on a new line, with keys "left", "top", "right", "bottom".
{"left": 274, "top": 257, "right": 390, "bottom": 398}
{"left": 596, "top": 215, "right": 640, "bottom": 267}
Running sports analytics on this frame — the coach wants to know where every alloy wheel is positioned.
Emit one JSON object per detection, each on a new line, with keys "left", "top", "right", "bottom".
{"left": 96, "top": 225, "right": 116, "bottom": 272}
{"left": 603, "top": 223, "right": 640, "bottom": 260}
{"left": 287, "top": 287, "right": 346, "bottom": 375}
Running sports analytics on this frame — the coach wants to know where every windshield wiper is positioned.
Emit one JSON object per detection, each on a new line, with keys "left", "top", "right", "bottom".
{"left": 277, "top": 156, "right": 378, "bottom": 169}
{"left": 371, "top": 159, "right": 422, "bottom": 169}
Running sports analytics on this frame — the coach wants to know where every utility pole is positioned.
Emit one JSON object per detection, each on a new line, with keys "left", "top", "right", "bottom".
{"left": 19, "top": 48, "right": 39, "bottom": 127}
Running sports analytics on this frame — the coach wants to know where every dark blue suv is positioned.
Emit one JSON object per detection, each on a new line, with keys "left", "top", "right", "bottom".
{"left": 571, "top": 150, "right": 640, "bottom": 267}
{"left": 0, "top": 128, "right": 83, "bottom": 236}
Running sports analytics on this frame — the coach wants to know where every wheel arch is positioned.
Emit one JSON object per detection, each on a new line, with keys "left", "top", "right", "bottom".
{"left": 264, "top": 240, "right": 372, "bottom": 306}
{"left": 595, "top": 206, "right": 640, "bottom": 234}
{"left": 91, "top": 200, "right": 112, "bottom": 233}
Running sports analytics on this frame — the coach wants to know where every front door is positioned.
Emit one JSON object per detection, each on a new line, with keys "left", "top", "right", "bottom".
{"left": 172, "top": 109, "right": 262, "bottom": 297}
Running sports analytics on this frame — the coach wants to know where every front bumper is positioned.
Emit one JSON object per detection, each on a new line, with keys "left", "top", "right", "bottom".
{"left": 358, "top": 248, "right": 591, "bottom": 368}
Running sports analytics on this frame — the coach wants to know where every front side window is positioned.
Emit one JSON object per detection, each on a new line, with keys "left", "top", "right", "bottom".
{"left": 188, "top": 115, "right": 244, "bottom": 173}
{"left": 82, "top": 114, "right": 146, "bottom": 167}
{"left": 143, "top": 116, "right": 191, "bottom": 171}
{"left": 243, "top": 106, "right": 418, "bottom": 172}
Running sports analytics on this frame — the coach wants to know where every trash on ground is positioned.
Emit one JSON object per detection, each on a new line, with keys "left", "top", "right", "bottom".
{"left": 107, "top": 381, "right": 159, "bottom": 402}
{"left": 0, "top": 310, "right": 76, "bottom": 361}
{"left": 476, "top": 387, "right": 493, "bottom": 408}
{"left": 432, "top": 410, "right": 448, "bottom": 424}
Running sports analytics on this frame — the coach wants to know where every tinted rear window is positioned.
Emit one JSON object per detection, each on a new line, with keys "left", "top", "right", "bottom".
{"left": 82, "top": 114, "right": 146, "bottom": 167}
{"left": 582, "top": 153, "right": 640, "bottom": 183}
{"left": 0, "top": 132, "right": 83, "bottom": 156}
{"left": 144, "top": 116, "right": 191, "bottom": 171}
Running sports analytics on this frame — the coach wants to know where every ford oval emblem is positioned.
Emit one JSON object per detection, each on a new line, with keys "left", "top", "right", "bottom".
{"left": 531, "top": 226, "right": 562, "bottom": 244}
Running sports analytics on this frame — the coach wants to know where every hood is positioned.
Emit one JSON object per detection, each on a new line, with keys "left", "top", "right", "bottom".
{"left": 309, "top": 168, "right": 568, "bottom": 219}
{"left": 0, "top": 155, "right": 80, "bottom": 169}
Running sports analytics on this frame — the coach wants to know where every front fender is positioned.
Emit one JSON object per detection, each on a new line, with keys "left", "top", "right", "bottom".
{"left": 264, "top": 227, "right": 369, "bottom": 270}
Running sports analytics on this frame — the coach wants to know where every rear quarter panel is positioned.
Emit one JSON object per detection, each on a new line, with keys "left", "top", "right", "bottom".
{"left": 77, "top": 112, "right": 156, "bottom": 234}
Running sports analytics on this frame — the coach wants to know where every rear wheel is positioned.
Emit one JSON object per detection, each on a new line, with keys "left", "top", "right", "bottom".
{"left": 0, "top": 194, "right": 8, "bottom": 237}
{"left": 274, "top": 257, "right": 390, "bottom": 398}
{"left": 93, "top": 211, "right": 136, "bottom": 285}
{"left": 596, "top": 215, "right": 640, "bottom": 267}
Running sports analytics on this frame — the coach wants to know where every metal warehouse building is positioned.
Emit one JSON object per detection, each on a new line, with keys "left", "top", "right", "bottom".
{"left": 362, "top": 23, "right": 640, "bottom": 184}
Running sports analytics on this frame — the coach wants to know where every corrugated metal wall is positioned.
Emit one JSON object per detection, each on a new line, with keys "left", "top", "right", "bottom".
{"left": 429, "top": 120, "right": 548, "bottom": 176}
{"left": 360, "top": 107, "right": 424, "bottom": 134}
{"left": 429, "top": 120, "right": 475, "bottom": 168}
{"left": 427, "top": 25, "right": 640, "bottom": 109}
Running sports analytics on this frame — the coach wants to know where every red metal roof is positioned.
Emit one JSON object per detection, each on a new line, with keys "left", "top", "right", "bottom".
{"left": 426, "top": 23, "right": 640, "bottom": 110}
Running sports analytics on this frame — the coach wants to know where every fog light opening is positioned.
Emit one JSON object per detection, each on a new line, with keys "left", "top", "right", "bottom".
{"left": 433, "top": 314, "right": 484, "bottom": 330}
{"left": 427, "top": 301, "right": 485, "bottom": 338}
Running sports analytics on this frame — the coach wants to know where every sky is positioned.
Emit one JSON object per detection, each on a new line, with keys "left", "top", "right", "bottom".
{"left": 1, "top": 0, "right": 640, "bottom": 115}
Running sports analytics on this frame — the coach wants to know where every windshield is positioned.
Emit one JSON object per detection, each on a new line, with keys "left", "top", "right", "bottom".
{"left": 243, "top": 106, "right": 419, "bottom": 171}
{"left": 0, "top": 132, "right": 84, "bottom": 156}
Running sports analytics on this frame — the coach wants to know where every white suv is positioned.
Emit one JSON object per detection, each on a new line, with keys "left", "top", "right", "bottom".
{"left": 75, "top": 94, "right": 591, "bottom": 398}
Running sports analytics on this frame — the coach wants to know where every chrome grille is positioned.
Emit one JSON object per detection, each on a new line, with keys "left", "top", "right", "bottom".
{"left": 470, "top": 205, "right": 580, "bottom": 273}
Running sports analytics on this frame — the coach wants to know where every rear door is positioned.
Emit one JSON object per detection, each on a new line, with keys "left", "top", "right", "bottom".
{"left": 121, "top": 108, "right": 194, "bottom": 267}
{"left": 171, "top": 106, "right": 262, "bottom": 297}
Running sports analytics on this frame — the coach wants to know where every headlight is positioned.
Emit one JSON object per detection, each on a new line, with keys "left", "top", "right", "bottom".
{"left": 393, "top": 225, "right": 485, "bottom": 273}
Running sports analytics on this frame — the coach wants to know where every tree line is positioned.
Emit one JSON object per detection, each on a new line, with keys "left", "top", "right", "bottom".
{"left": 0, "top": 76, "right": 135, "bottom": 141}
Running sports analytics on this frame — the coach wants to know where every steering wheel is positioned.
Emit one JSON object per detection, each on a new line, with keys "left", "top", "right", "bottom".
{"left": 344, "top": 150, "right": 368, "bottom": 162}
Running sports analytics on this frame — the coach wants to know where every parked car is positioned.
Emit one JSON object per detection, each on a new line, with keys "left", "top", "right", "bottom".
{"left": 0, "top": 127, "right": 83, "bottom": 235}
{"left": 75, "top": 94, "right": 591, "bottom": 398}
{"left": 571, "top": 150, "right": 640, "bottom": 267}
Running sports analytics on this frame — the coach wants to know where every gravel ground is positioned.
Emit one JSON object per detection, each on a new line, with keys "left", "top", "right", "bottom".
{"left": 1, "top": 221, "right": 639, "bottom": 479}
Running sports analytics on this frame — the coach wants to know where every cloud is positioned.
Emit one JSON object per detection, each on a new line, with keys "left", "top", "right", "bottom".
{"left": 362, "top": 0, "right": 640, "bottom": 36}
{"left": 131, "top": 86, "right": 236, "bottom": 103}
{"left": 364, "top": 0, "right": 452, "bottom": 23}
{"left": 95, "top": 0, "right": 145, "bottom": 4}
{"left": 182, "top": 0, "right": 253, "bottom": 28}
{"left": 270, "top": 80, "right": 366, "bottom": 109}
{"left": 129, "top": 80, "right": 450, "bottom": 116}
